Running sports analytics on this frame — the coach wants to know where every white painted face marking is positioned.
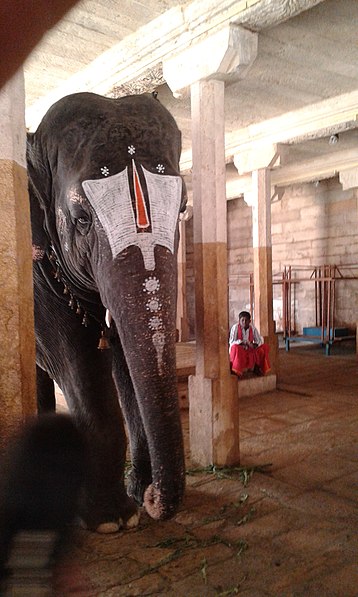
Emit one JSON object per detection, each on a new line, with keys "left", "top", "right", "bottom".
{"left": 82, "top": 165, "right": 182, "bottom": 271}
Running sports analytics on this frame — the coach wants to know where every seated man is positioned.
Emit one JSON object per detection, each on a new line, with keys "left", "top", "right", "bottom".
{"left": 229, "top": 311, "right": 270, "bottom": 378}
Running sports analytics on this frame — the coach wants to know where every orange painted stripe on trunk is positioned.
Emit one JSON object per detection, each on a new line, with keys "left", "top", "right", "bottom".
{"left": 133, "top": 160, "right": 149, "bottom": 228}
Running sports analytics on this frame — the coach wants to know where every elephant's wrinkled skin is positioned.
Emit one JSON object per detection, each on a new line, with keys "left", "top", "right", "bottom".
{"left": 27, "top": 92, "right": 187, "bottom": 531}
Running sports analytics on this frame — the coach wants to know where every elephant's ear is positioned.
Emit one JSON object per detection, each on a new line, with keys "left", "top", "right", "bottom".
{"left": 29, "top": 180, "right": 50, "bottom": 261}
{"left": 27, "top": 133, "right": 50, "bottom": 261}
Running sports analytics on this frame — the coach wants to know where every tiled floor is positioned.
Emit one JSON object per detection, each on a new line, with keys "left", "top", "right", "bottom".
{"left": 55, "top": 342, "right": 358, "bottom": 596}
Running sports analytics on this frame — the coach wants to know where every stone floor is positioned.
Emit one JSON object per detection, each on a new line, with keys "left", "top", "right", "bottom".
{"left": 54, "top": 342, "right": 358, "bottom": 596}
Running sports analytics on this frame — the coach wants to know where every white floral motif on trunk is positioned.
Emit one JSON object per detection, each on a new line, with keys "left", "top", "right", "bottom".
{"left": 82, "top": 163, "right": 182, "bottom": 271}
{"left": 143, "top": 275, "right": 165, "bottom": 374}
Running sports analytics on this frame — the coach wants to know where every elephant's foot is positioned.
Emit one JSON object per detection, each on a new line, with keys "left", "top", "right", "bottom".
{"left": 80, "top": 492, "right": 139, "bottom": 533}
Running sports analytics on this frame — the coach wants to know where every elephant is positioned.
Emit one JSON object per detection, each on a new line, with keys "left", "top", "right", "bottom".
{"left": 26, "top": 91, "right": 187, "bottom": 532}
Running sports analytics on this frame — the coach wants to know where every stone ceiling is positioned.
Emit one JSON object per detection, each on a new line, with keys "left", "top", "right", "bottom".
{"left": 23, "top": 0, "right": 358, "bottom": 197}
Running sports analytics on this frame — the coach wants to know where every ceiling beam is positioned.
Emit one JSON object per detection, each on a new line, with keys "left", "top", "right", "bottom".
{"left": 179, "top": 90, "right": 358, "bottom": 172}
{"left": 226, "top": 146, "right": 358, "bottom": 198}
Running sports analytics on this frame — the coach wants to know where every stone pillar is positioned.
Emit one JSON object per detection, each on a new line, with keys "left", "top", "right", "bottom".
{"left": 0, "top": 71, "right": 36, "bottom": 451}
{"left": 164, "top": 23, "right": 258, "bottom": 465}
{"left": 189, "top": 79, "right": 239, "bottom": 466}
{"left": 176, "top": 217, "right": 189, "bottom": 342}
{"left": 251, "top": 168, "right": 278, "bottom": 375}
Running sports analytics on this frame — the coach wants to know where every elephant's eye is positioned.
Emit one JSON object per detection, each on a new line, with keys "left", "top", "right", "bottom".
{"left": 75, "top": 214, "right": 91, "bottom": 234}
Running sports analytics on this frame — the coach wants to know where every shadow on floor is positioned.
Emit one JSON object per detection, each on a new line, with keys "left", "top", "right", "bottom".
{"left": 54, "top": 343, "right": 358, "bottom": 596}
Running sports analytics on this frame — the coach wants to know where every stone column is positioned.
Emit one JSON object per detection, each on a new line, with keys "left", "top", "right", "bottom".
{"left": 189, "top": 78, "right": 240, "bottom": 466}
{"left": 0, "top": 71, "right": 36, "bottom": 451}
{"left": 251, "top": 168, "right": 278, "bottom": 376}
{"left": 176, "top": 216, "right": 189, "bottom": 342}
{"left": 164, "top": 23, "right": 258, "bottom": 466}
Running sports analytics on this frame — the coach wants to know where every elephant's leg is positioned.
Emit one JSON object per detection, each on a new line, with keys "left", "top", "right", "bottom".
{"left": 111, "top": 332, "right": 152, "bottom": 505}
{"left": 60, "top": 350, "right": 136, "bottom": 532}
{"left": 34, "top": 277, "right": 137, "bottom": 532}
{"left": 36, "top": 365, "right": 56, "bottom": 412}
{"left": 59, "top": 345, "right": 138, "bottom": 532}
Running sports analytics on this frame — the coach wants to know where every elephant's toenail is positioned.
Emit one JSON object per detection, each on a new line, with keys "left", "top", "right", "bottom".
{"left": 96, "top": 522, "right": 120, "bottom": 534}
{"left": 125, "top": 512, "right": 140, "bottom": 529}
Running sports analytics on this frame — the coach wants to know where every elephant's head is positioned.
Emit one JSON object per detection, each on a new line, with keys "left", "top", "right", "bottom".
{"left": 27, "top": 92, "right": 187, "bottom": 520}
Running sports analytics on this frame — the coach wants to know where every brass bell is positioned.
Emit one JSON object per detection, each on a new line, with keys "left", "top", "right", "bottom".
{"left": 76, "top": 302, "right": 82, "bottom": 315}
{"left": 97, "top": 331, "right": 110, "bottom": 350}
{"left": 82, "top": 313, "right": 89, "bottom": 327}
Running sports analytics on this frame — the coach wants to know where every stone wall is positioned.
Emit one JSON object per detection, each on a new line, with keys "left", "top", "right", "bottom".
{"left": 186, "top": 177, "right": 358, "bottom": 337}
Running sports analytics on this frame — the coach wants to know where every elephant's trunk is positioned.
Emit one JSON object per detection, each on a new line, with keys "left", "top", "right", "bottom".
{"left": 100, "top": 245, "right": 185, "bottom": 519}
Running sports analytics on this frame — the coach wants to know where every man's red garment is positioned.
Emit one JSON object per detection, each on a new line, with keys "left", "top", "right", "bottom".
{"left": 229, "top": 322, "right": 270, "bottom": 377}
{"left": 230, "top": 342, "right": 270, "bottom": 377}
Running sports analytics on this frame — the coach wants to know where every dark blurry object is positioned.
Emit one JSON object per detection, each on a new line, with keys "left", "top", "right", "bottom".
{"left": 0, "top": 0, "right": 79, "bottom": 88}
{"left": 0, "top": 413, "right": 87, "bottom": 595}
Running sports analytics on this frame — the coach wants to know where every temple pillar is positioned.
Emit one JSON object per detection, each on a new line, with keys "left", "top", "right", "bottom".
{"left": 251, "top": 168, "right": 278, "bottom": 376}
{"left": 164, "top": 23, "right": 258, "bottom": 465}
{"left": 188, "top": 79, "right": 239, "bottom": 465}
{"left": 176, "top": 216, "right": 189, "bottom": 342}
{"left": 0, "top": 71, "right": 36, "bottom": 451}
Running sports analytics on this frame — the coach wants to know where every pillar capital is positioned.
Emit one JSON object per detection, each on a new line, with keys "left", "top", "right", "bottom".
{"left": 163, "top": 24, "right": 257, "bottom": 97}
{"left": 339, "top": 167, "right": 358, "bottom": 190}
